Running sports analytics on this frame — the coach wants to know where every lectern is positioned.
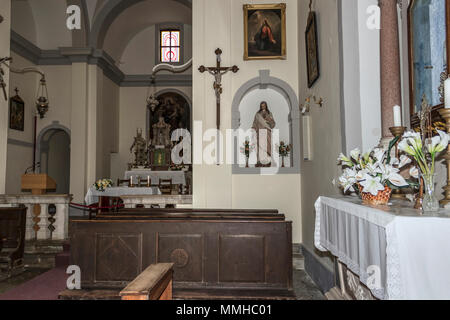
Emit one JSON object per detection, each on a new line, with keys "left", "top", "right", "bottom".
{"left": 20, "top": 174, "right": 56, "bottom": 239}
{"left": 21, "top": 174, "right": 56, "bottom": 195}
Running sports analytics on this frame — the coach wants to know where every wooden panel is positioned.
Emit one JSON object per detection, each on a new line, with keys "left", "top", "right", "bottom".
{"left": 157, "top": 234, "right": 203, "bottom": 282}
{"left": 218, "top": 235, "right": 265, "bottom": 283}
{"left": 95, "top": 233, "right": 142, "bottom": 282}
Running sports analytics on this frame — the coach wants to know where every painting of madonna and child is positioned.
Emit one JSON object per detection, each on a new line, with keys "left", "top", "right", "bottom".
{"left": 244, "top": 3, "right": 286, "bottom": 60}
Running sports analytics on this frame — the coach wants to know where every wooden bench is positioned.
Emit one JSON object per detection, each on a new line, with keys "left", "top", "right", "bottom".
{"left": 0, "top": 206, "right": 27, "bottom": 275}
{"left": 70, "top": 208, "right": 294, "bottom": 299}
{"left": 120, "top": 263, "right": 174, "bottom": 300}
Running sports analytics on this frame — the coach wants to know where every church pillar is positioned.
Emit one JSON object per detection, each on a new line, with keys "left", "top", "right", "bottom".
{"left": 0, "top": 1, "right": 11, "bottom": 193}
{"left": 192, "top": 0, "right": 233, "bottom": 208}
{"left": 70, "top": 62, "right": 89, "bottom": 202}
{"left": 86, "top": 65, "right": 102, "bottom": 190}
{"left": 379, "top": 0, "right": 402, "bottom": 141}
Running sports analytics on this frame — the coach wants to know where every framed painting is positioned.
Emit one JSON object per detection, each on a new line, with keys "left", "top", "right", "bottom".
{"left": 243, "top": 3, "right": 286, "bottom": 60}
{"left": 9, "top": 92, "right": 24, "bottom": 131}
{"left": 305, "top": 11, "right": 320, "bottom": 88}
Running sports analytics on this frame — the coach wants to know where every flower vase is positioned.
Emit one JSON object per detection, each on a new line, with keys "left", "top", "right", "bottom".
{"left": 245, "top": 157, "right": 249, "bottom": 168}
{"left": 281, "top": 156, "right": 285, "bottom": 168}
{"left": 421, "top": 173, "right": 439, "bottom": 212}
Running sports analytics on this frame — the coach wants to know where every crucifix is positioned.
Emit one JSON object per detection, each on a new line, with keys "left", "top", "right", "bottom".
{"left": 199, "top": 48, "right": 239, "bottom": 131}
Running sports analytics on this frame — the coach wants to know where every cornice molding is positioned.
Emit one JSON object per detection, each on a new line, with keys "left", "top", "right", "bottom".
{"left": 10, "top": 31, "right": 191, "bottom": 88}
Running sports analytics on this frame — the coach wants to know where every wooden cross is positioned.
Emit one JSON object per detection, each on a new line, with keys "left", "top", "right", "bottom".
{"left": 199, "top": 48, "right": 239, "bottom": 131}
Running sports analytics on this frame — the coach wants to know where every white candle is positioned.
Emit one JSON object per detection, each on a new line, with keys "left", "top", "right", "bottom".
{"left": 393, "top": 105, "right": 402, "bottom": 127}
{"left": 130, "top": 176, "right": 133, "bottom": 186}
{"left": 445, "top": 77, "right": 450, "bottom": 108}
{"left": 147, "top": 176, "right": 150, "bottom": 186}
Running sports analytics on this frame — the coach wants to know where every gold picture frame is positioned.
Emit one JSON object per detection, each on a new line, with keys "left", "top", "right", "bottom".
{"left": 243, "top": 3, "right": 287, "bottom": 60}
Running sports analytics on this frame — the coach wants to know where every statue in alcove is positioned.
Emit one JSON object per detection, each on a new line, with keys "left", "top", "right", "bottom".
{"left": 252, "top": 101, "right": 276, "bottom": 167}
{"left": 152, "top": 116, "right": 171, "bottom": 147}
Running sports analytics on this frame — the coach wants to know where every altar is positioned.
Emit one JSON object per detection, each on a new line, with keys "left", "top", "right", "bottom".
{"left": 85, "top": 186, "right": 161, "bottom": 206}
{"left": 315, "top": 196, "right": 450, "bottom": 300}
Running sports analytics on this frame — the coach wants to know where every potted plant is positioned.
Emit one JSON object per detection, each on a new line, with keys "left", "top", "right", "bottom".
{"left": 94, "top": 179, "right": 113, "bottom": 192}
{"left": 336, "top": 147, "right": 411, "bottom": 205}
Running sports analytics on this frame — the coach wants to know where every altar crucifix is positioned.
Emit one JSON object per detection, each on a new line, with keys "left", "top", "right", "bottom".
{"left": 199, "top": 48, "right": 239, "bottom": 131}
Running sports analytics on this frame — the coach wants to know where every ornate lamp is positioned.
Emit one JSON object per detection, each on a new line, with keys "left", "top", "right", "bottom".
{"left": 0, "top": 57, "right": 50, "bottom": 172}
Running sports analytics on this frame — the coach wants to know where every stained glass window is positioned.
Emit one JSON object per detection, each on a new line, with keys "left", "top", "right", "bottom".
{"left": 160, "top": 30, "right": 181, "bottom": 63}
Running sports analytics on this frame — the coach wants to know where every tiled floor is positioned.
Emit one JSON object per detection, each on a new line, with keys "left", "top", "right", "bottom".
{"left": 0, "top": 267, "right": 325, "bottom": 300}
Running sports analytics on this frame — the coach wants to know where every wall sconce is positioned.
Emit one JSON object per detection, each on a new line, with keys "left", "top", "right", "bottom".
{"left": 300, "top": 94, "right": 324, "bottom": 115}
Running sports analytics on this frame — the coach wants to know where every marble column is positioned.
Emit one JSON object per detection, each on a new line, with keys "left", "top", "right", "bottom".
{"left": 379, "top": 0, "right": 402, "bottom": 140}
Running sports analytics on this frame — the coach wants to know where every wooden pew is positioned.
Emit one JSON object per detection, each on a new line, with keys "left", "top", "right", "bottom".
{"left": 120, "top": 263, "right": 174, "bottom": 300}
{"left": 0, "top": 206, "right": 27, "bottom": 275}
{"left": 70, "top": 208, "right": 294, "bottom": 299}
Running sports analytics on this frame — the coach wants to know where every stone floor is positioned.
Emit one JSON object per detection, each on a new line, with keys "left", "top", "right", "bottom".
{"left": 0, "top": 268, "right": 49, "bottom": 295}
{"left": 0, "top": 267, "right": 325, "bottom": 300}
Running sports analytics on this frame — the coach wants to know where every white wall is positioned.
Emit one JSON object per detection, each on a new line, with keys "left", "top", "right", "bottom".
{"left": 6, "top": 53, "right": 37, "bottom": 194}
{"left": 299, "top": 0, "right": 343, "bottom": 267}
{"left": 0, "top": 0, "right": 11, "bottom": 193}
{"left": 193, "top": 0, "right": 302, "bottom": 243}
{"left": 120, "top": 24, "right": 193, "bottom": 75}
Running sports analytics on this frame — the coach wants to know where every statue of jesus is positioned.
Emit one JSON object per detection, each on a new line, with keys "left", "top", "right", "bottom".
{"left": 252, "top": 101, "right": 276, "bottom": 167}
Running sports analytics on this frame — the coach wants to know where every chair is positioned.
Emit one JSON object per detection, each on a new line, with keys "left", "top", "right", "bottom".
{"left": 0, "top": 206, "right": 27, "bottom": 276}
{"left": 159, "top": 179, "right": 173, "bottom": 195}
{"left": 117, "top": 179, "right": 131, "bottom": 187}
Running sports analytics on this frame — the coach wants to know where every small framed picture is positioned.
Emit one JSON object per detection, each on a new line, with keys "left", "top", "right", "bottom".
{"left": 244, "top": 3, "right": 286, "bottom": 60}
{"left": 9, "top": 91, "right": 25, "bottom": 131}
{"left": 305, "top": 11, "right": 320, "bottom": 88}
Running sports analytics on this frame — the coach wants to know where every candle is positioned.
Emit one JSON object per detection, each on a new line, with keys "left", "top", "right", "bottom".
{"left": 130, "top": 176, "right": 133, "bottom": 186}
{"left": 147, "top": 176, "right": 150, "bottom": 186}
{"left": 445, "top": 77, "right": 450, "bottom": 108}
{"left": 393, "top": 105, "right": 402, "bottom": 127}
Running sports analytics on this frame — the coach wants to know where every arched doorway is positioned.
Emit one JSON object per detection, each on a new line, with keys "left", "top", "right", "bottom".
{"left": 38, "top": 127, "right": 71, "bottom": 194}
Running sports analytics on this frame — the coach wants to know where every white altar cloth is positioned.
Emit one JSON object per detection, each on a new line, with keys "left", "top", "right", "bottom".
{"left": 315, "top": 196, "right": 450, "bottom": 300}
{"left": 85, "top": 186, "right": 161, "bottom": 206}
{"left": 124, "top": 170, "right": 186, "bottom": 186}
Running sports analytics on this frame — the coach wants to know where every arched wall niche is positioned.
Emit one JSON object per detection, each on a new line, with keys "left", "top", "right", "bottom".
{"left": 36, "top": 122, "right": 71, "bottom": 174}
{"left": 231, "top": 70, "right": 301, "bottom": 174}
{"left": 145, "top": 88, "right": 192, "bottom": 141}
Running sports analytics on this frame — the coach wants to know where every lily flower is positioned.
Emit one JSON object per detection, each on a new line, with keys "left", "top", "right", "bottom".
{"left": 398, "top": 155, "right": 412, "bottom": 168}
{"left": 428, "top": 130, "right": 450, "bottom": 155}
{"left": 337, "top": 153, "right": 353, "bottom": 167}
{"left": 359, "top": 174, "right": 386, "bottom": 196}
{"left": 350, "top": 148, "right": 361, "bottom": 161}
{"left": 409, "top": 166, "right": 419, "bottom": 179}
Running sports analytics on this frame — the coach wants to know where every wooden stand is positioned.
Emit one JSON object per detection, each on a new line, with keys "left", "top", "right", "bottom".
{"left": 21, "top": 174, "right": 56, "bottom": 239}
{"left": 439, "top": 109, "right": 450, "bottom": 206}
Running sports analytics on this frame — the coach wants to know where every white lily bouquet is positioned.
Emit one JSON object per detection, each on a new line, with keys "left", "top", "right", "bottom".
{"left": 398, "top": 130, "right": 450, "bottom": 211}
{"left": 94, "top": 179, "right": 113, "bottom": 192}
{"left": 337, "top": 147, "right": 411, "bottom": 205}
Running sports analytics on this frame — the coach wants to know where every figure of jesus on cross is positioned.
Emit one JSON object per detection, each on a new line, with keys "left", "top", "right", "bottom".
{"left": 199, "top": 48, "right": 239, "bottom": 131}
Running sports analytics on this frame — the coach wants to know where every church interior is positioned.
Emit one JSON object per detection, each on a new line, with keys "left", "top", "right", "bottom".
{"left": 0, "top": 0, "right": 449, "bottom": 302}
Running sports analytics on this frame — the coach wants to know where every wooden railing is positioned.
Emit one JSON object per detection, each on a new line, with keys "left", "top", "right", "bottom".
{"left": 120, "top": 263, "right": 174, "bottom": 300}
{"left": 0, "top": 194, "right": 72, "bottom": 241}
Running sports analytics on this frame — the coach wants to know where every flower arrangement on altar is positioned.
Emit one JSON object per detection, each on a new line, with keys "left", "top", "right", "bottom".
{"left": 336, "top": 147, "right": 412, "bottom": 205}
{"left": 397, "top": 129, "right": 450, "bottom": 211}
{"left": 94, "top": 179, "right": 113, "bottom": 192}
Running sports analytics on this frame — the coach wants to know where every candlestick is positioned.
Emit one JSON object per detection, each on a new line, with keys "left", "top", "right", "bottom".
{"left": 393, "top": 105, "right": 402, "bottom": 127}
{"left": 445, "top": 77, "right": 450, "bottom": 108}
{"left": 389, "top": 126, "right": 407, "bottom": 200}
{"left": 130, "top": 176, "right": 133, "bottom": 187}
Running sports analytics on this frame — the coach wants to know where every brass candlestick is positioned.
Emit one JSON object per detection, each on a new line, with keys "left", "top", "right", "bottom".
{"left": 439, "top": 108, "right": 450, "bottom": 207}
{"left": 389, "top": 126, "right": 407, "bottom": 200}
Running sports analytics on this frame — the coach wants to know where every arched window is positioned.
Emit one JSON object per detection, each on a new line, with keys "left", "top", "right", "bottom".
{"left": 160, "top": 30, "right": 181, "bottom": 63}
